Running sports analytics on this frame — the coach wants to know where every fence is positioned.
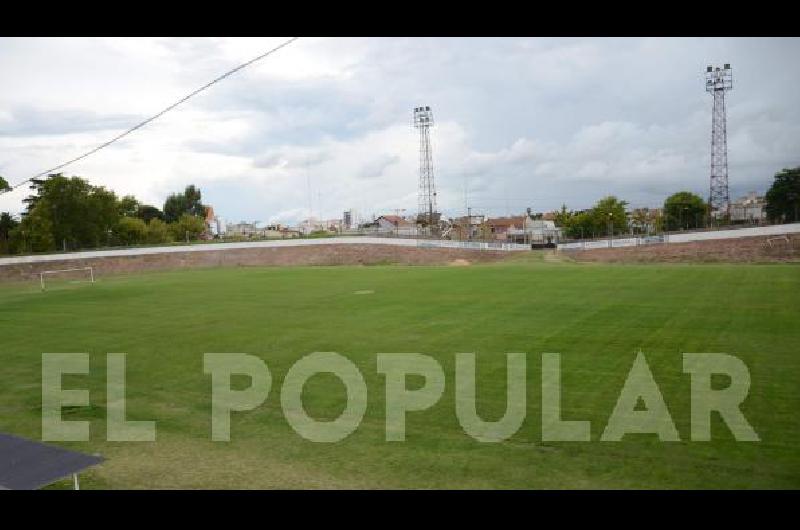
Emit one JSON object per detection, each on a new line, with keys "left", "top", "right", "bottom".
{"left": 556, "top": 222, "right": 800, "bottom": 251}
{"left": 415, "top": 239, "right": 529, "bottom": 251}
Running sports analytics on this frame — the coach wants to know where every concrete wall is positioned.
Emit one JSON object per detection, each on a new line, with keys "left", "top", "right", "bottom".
{"left": 558, "top": 223, "right": 800, "bottom": 250}
{"left": 0, "top": 236, "right": 530, "bottom": 268}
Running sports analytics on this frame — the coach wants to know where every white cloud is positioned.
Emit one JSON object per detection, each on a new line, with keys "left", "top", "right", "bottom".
{"left": 1, "top": 37, "right": 799, "bottom": 221}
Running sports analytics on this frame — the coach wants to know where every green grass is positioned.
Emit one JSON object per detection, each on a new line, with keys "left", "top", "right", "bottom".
{"left": 1, "top": 259, "right": 799, "bottom": 489}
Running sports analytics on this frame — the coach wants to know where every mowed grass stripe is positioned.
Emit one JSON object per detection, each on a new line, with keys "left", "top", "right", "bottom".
{"left": 0, "top": 261, "right": 798, "bottom": 488}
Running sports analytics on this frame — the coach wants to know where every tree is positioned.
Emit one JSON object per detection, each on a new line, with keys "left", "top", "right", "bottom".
{"left": 164, "top": 185, "right": 206, "bottom": 223}
{"left": 0, "top": 175, "right": 9, "bottom": 192}
{"left": 553, "top": 204, "right": 572, "bottom": 228}
{"left": 551, "top": 199, "right": 628, "bottom": 239}
{"left": 118, "top": 195, "right": 139, "bottom": 217}
{"left": 168, "top": 213, "right": 207, "bottom": 242}
{"left": 11, "top": 205, "right": 54, "bottom": 253}
{"left": 765, "top": 167, "right": 800, "bottom": 223}
{"left": 567, "top": 211, "right": 595, "bottom": 239}
{"left": 136, "top": 204, "right": 164, "bottom": 223}
{"left": 184, "top": 185, "right": 205, "bottom": 217}
{"left": 163, "top": 194, "right": 187, "bottom": 224}
{"left": 591, "top": 196, "right": 628, "bottom": 236}
{"left": 114, "top": 216, "right": 148, "bottom": 246}
{"left": 629, "top": 207, "right": 662, "bottom": 235}
{"left": 21, "top": 176, "right": 49, "bottom": 213}
{"left": 0, "top": 212, "right": 17, "bottom": 239}
{"left": 630, "top": 208, "right": 649, "bottom": 234}
{"left": 5, "top": 175, "right": 213, "bottom": 253}
{"left": 664, "top": 191, "right": 707, "bottom": 231}
{"left": 85, "top": 186, "right": 121, "bottom": 248}
{"left": 0, "top": 212, "right": 19, "bottom": 254}
{"left": 144, "top": 218, "right": 172, "bottom": 244}
{"left": 12, "top": 174, "right": 120, "bottom": 252}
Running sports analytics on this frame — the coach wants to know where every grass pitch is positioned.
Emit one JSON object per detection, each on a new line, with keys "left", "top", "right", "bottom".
{"left": 1, "top": 257, "right": 799, "bottom": 489}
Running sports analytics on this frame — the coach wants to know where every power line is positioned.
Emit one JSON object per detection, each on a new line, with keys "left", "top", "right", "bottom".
{"left": 1, "top": 37, "right": 300, "bottom": 195}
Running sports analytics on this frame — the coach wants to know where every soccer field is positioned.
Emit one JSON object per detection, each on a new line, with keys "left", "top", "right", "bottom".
{"left": 1, "top": 258, "right": 799, "bottom": 489}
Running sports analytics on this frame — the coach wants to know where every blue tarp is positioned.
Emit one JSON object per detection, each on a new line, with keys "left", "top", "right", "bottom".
{"left": 0, "top": 432, "right": 103, "bottom": 490}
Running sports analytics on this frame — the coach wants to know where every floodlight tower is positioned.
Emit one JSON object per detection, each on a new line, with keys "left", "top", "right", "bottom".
{"left": 705, "top": 64, "right": 733, "bottom": 220}
{"left": 413, "top": 106, "right": 438, "bottom": 233}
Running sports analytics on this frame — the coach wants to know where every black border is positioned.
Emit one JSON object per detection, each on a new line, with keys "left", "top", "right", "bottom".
{"left": 5, "top": 489, "right": 798, "bottom": 524}
{"left": 4, "top": 3, "right": 798, "bottom": 37}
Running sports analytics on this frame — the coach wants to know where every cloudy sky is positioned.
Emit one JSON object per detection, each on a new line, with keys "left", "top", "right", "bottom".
{"left": 1, "top": 37, "right": 798, "bottom": 225}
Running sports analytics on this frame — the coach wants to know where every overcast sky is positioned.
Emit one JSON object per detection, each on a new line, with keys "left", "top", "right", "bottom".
{"left": 1, "top": 37, "right": 798, "bottom": 225}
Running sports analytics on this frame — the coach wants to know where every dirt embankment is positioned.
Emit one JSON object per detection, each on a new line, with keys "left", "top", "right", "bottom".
{"left": 0, "top": 244, "right": 511, "bottom": 283}
{"left": 566, "top": 234, "right": 800, "bottom": 263}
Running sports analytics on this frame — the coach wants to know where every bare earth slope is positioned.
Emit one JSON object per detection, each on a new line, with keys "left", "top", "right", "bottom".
{"left": 0, "top": 244, "right": 509, "bottom": 283}
{"left": 567, "top": 234, "right": 800, "bottom": 263}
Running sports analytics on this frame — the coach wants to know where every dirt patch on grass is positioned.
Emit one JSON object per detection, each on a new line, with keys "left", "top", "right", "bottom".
{"left": 0, "top": 244, "right": 511, "bottom": 283}
{"left": 449, "top": 259, "right": 471, "bottom": 266}
{"left": 567, "top": 234, "right": 800, "bottom": 264}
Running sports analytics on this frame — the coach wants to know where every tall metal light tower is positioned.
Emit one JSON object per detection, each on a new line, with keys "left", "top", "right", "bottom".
{"left": 705, "top": 63, "right": 733, "bottom": 220}
{"left": 413, "top": 106, "right": 438, "bottom": 233}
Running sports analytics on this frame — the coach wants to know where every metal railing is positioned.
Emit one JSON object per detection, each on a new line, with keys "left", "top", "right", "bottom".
{"left": 556, "top": 222, "right": 800, "bottom": 251}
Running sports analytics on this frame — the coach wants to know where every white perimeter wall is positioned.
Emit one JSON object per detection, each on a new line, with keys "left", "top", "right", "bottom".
{"left": 4, "top": 223, "right": 799, "bottom": 266}
{"left": 558, "top": 223, "right": 800, "bottom": 250}
{"left": 0, "top": 237, "right": 531, "bottom": 267}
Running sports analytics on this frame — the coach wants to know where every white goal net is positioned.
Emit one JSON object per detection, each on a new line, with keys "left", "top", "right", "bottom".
{"left": 39, "top": 267, "right": 95, "bottom": 291}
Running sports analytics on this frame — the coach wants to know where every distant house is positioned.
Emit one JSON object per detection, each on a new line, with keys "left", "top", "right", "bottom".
{"left": 299, "top": 217, "right": 326, "bottom": 235}
{"left": 225, "top": 221, "right": 259, "bottom": 238}
{"left": 225, "top": 222, "right": 300, "bottom": 239}
{"left": 448, "top": 215, "right": 484, "bottom": 240}
{"left": 204, "top": 206, "right": 221, "bottom": 239}
{"left": 264, "top": 224, "right": 301, "bottom": 239}
{"left": 628, "top": 207, "right": 662, "bottom": 234}
{"left": 324, "top": 219, "right": 343, "bottom": 233}
{"left": 376, "top": 215, "right": 418, "bottom": 236}
{"left": 508, "top": 217, "right": 562, "bottom": 244}
{"left": 483, "top": 216, "right": 526, "bottom": 241}
{"left": 730, "top": 192, "right": 767, "bottom": 223}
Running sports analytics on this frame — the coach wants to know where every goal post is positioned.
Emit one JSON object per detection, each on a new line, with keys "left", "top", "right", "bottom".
{"left": 39, "top": 266, "right": 95, "bottom": 291}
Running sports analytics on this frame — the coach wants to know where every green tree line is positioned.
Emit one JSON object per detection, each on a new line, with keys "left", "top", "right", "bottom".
{"left": 765, "top": 167, "right": 800, "bottom": 223}
{"left": 554, "top": 191, "right": 709, "bottom": 238}
{"left": 551, "top": 165, "right": 800, "bottom": 239}
{"left": 0, "top": 174, "right": 209, "bottom": 255}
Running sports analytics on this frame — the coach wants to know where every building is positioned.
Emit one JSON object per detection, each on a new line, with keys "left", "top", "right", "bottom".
{"left": 375, "top": 215, "right": 418, "bottom": 236}
{"left": 508, "top": 217, "right": 562, "bottom": 245}
{"left": 224, "top": 221, "right": 300, "bottom": 239}
{"left": 448, "top": 214, "right": 484, "bottom": 240}
{"left": 225, "top": 221, "right": 259, "bottom": 238}
{"left": 204, "top": 206, "right": 221, "bottom": 239}
{"left": 324, "top": 219, "right": 344, "bottom": 233}
{"left": 628, "top": 207, "right": 663, "bottom": 234}
{"left": 263, "top": 224, "right": 301, "bottom": 239}
{"left": 298, "top": 217, "right": 326, "bottom": 235}
{"left": 481, "top": 216, "right": 527, "bottom": 241}
{"left": 730, "top": 192, "right": 767, "bottom": 224}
